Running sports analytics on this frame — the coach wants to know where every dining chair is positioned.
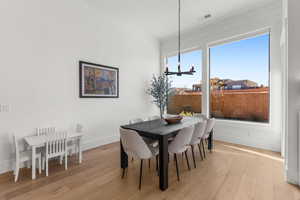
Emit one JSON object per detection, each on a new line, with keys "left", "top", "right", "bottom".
{"left": 168, "top": 126, "right": 194, "bottom": 181}
{"left": 189, "top": 121, "right": 207, "bottom": 168}
{"left": 120, "top": 128, "right": 159, "bottom": 190}
{"left": 193, "top": 113, "right": 208, "bottom": 121}
{"left": 147, "top": 115, "right": 160, "bottom": 121}
{"left": 44, "top": 131, "right": 68, "bottom": 176}
{"left": 129, "top": 118, "right": 143, "bottom": 124}
{"left": 201, "top": 118, "right": 216, "bottom": 157}
{"left": 129, "top": 118, "right": 159, "bottom": 167}
{"left": 13, "top": 134, "right": 42, "bottom": 182}
{"left": 129, "top": 118, "right": 158, "bottom": 147}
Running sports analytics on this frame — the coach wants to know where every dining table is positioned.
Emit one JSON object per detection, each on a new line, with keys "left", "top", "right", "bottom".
{"left": 24, "top": 132, "right": 83, "bottom": 180}
{"left": 121, "top": 116, "right": 214, "bottom": 191}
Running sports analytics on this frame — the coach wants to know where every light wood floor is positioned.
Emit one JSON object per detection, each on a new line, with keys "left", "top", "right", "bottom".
{"left": 0, "top": 141, "right": 299, "bottom": 200}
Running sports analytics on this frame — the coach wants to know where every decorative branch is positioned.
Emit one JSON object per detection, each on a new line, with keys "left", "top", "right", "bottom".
{"left": 146, "top": 74, "right": 172, "bottom": 119}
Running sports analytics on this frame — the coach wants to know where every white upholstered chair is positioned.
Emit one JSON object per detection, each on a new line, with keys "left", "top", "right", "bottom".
{"left": 189, "top": 121, "right": 207, "bottom": 168}
{"left": 168, "top": 126, "right": 194, "bottom": 181}
{"left": 120, "top": 128, "right": 159, "bottom": 189}
{"left": 129, "top": 118, "right": 158, "bottom": 147}
{"left": 13, "top": 134, "right": 42, "bottom": 182}
{"left": 44, "top": 132, "right": 68, "bottom": 176}
{"left": 129, "top": 118, "right": 159, "bottom": 166}
{"left": 193, "top": 113, "right": 208, "bottom": 121}
{"left": 201, "top": 118, "right": 216, "bottom": 157}
{"left": 147, "top": 115, "right": 160, "bottom": 121}
{"left": 129, "top": 118, "right": 143, "bottom": 124}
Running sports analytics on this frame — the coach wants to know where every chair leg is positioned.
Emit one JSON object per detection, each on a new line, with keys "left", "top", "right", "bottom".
{"left": 198, "top": 143, "right": 203, "bottom": 160}
{"left": 38, "top": 158, "right": 42, "bottom": 174}
{"left": 14, "top": 164, "right": 19, "bottom": 182}
{"left": 174, "top": 154, "right": 180, "bottom": 181}
{"left": 42, "top": 157, "right": 45, "bottom": 170}
{"left": 139, "top": 159, "right": 143, "bottom": 190}
{"left": 60, "top": 156, "right": 63, "bottom": 165}
{"left": 155, "top": 155, "right": 159, "bottom": 173}
{"left": 185, "top": 150, "right": 191, "bottom": 170}
{"left": 46, "top": 159, "right": 49, "bottom": 177}
{"left": 201, "top": 140, "right": 206, "bottom": 158}
{"left": 191, "top": 145, "right": 196, "bottom": 168}
{"left": 121, "top": 168, "right": 126, "bottom": 179}
{"left": 65, "top": 153, "right": 68, "bottom": 170}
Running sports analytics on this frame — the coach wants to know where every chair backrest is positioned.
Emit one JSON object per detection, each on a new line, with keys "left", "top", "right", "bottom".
{"left": 120, "top": 128, "right": 153, "bottom": 159}
{"left": 36, "top": 127, "right": 56, "bottom": 136}
{"left": 147, "top": 116, "right": 160, "bottom": 121}
{"left": 76, "top": 123, "right": 83, "bottom": 133}
{"left": 169, "top": 126, "right": 194, "bottom": 153}
{"left": 190, "top": 120, "right": 207, "bottom": 144}
{"left": 12, "top": 134, "right": 19, "bottom": 161}
{"left": 129, "top": 118, "right": 143, "bottom": 124}
{"left": 203, "top": 118, "right": 216, "bottom": 139}
{"left": 45, "top": 131, "right": 68, "bottom": 157}
{"left": 193, "top": 113, "right": 208, "bottom": 121}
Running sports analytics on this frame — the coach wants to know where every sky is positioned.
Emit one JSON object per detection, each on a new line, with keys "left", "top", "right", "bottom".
{"left": 167, "top": 33, "right": 270, "bottom": 88}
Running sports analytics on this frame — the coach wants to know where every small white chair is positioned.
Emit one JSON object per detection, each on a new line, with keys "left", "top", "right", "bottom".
{"left": 120, "top": 128, "right": 159, "bottom": 190}
{"left": 66, "top": 123, "right": 83, "bottom": 157}
{"left": 35, "top": 127, "right": 56, "bottom": 136}
{"left": 13, "top": 134, "right": 42, "bottom": 182}
{"left": 168, "top": 126, "right": 194, "bottom": 181}
{"left": 189, "top": 121, "right": 207, "bottom": 168}
{"left": 44, "top": 132, "right": 68, "bottom": 176}
{"left": 201, "top": 118, "right": 216, "bottom": 157}
{"left": 35, "top": 127, "right": 56, "bottom": 169}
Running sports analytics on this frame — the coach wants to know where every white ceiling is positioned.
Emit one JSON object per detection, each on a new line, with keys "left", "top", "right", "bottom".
{"left": 86, "top": 0, "right": 277, "bottom": 39}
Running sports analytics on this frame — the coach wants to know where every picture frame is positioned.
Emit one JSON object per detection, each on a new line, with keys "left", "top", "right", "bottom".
{"left": 79, "top": 61, "right": 119, "bottom": 98}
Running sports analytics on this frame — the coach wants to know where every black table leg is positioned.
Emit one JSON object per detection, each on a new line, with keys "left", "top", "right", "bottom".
{"left": 159, "top": 136, "right": 169, "bottom": 191}
{"left": 208, "top": 129, "right": 214, "bottom": 152}
{"left": 120, "top": 140, "right": 128, "bottom": 169}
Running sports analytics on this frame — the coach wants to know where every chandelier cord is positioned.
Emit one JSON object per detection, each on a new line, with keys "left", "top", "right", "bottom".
{"left": 178, "top": 0, "right": 181, "bottom": 65}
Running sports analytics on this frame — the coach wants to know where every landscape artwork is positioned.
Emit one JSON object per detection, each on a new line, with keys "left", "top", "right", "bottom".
{"left": 79, "top": 61, "right": 119, "bottom": 98}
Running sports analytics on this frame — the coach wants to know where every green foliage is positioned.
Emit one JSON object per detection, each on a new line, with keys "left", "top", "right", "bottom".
{"left": 147, "top": 74, "right": 172, "bottom": 118}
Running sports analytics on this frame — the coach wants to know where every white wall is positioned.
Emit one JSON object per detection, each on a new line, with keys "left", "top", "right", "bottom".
{"left": 286, "top": 0, "right": 300, "bottom": 185}
{"left": 0, "top": 0, "right": 160, "bottom": 174}
{"left": 160, "top": 2, "right": 283, "bottom": 152}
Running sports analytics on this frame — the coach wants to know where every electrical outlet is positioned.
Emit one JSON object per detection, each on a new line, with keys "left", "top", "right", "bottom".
{"left": 0, "top": 104, "right": 9, "bottom": 112}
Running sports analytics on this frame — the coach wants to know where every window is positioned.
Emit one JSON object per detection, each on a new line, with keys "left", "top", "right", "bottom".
{"left": 166, "top": 50, "right": 202, "bottom": 114}
{"left": 209, "top": 33, "right": 270, "bottom": 123}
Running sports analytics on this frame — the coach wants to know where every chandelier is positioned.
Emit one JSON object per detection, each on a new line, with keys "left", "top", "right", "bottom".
{"left": 165, "top": 0, "right": 196, "bottom": 76}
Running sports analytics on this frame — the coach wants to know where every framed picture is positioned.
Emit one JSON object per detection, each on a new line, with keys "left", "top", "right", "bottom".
{"left": 79, "top": 61, "right": 119, "bottom": 98}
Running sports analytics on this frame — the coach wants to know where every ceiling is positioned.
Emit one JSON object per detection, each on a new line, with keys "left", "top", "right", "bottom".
{"left": 86, "top": 0, "right": 277, "bottom": 40}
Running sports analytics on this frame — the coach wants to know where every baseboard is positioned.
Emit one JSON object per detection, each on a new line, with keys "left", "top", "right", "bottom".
{"left": 214, "top": 135, "right": 280, "bottom": 152}
{"left": 81, "top": 135, "right": 119, "bottom": 151}
{"left": 0, "top": 135, "right": 120, "bottom": 175}
{"left": 0, "top": 159, "right": 12, "bottom": 174}
{"left": 285, "top": 167, "right": 299, "bottom": 185}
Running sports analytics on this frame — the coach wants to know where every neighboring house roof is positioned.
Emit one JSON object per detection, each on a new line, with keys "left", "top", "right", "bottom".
{"left": 225, "top": 80, "right": 258, "bottom": 88}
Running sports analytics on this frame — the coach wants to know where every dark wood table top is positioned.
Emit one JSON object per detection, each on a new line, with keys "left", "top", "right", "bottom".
{"left": 121, "top": 117, "right": 201, "bottom": 137}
